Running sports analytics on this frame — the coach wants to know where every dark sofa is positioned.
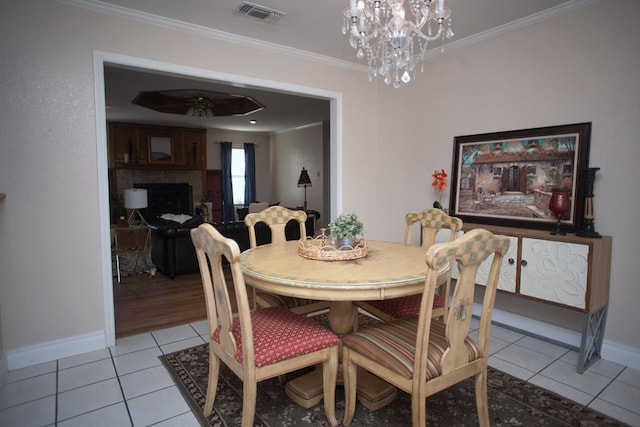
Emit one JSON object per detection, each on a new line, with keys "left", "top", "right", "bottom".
{"left": 150, "top": 216, "right": 316, "bottom": 279}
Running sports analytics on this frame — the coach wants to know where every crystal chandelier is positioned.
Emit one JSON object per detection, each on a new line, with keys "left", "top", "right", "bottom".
{"left": 342, "top": 0, "right": 453, "bottom": 87}
{"left": 187, "top": 95, "right": 215, "bottom": 117}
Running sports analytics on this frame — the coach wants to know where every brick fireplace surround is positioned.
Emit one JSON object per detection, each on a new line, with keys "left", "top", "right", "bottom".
{"left": 113, "top": 169, "right": 204, "bottom": 215}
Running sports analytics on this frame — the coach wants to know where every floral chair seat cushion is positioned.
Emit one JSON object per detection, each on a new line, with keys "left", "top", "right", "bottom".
{"left": 212, "top": 306, "right": 340, "bottom": 368}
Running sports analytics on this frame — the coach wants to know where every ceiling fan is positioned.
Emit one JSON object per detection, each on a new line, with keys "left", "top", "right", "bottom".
{"left": 131, "top": 89, "right": 264, "bottom": 117}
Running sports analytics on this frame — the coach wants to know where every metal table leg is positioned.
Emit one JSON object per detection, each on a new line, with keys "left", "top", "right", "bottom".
{"left": 577, "top": 305, "right": 608, "bottom": 374}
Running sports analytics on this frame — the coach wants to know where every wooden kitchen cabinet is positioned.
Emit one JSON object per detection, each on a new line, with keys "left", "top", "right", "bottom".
{"left": 109, "top": 123, "right": 141, "bottom": 166}
{"left": 108, "top": 122, "right": 206, "bottom": 169}
{"left": 182, "top": 128, "right": 206, "bottom": 167}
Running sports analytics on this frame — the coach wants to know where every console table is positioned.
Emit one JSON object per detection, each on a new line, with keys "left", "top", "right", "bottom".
{"left": 462, "top": 223, "right": 612, "bottom": 373}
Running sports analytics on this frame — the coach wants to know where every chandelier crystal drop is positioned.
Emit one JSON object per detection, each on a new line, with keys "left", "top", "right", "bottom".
{"left": 342, "top": 0, "right": 453, "bottom": 88}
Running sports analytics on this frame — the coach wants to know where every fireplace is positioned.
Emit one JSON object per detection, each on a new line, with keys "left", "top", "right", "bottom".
{"left": 134, "top": 183, "right": 193, "bottom": 220}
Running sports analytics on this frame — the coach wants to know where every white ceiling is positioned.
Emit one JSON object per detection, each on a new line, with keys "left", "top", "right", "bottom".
{"left": 95, "top": 0, "right": 585, "bottom": 132}
{"left": 104, "top": 65, "right": 332, "bottom": 133}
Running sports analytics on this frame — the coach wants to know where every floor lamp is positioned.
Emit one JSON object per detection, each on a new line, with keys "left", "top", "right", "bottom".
{"left": 297, "top": 167, "right": 312, "bottom": 210}
{"left": 122, "top": 188, "right": 151, "bottom": 276}
{"left": 124, "top": 188, "right": 149, "bottom": 227}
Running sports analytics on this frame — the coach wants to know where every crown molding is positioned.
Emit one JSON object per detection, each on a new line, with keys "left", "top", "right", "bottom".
{"left": 54, "top": 0, "right": 366, "bottom": 72}
{"left": 424, "top": 0, "right": 601, "bottom": 60}
{"left": 57, "top": 0, "right": 600, "bottom": 75}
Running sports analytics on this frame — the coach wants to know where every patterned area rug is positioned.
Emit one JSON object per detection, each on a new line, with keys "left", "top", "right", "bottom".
{"left": 160, "top": 315, "right": 626, "bottom": 426}
{"left": 112, "top": 249, "right": 153, "bottom": 277}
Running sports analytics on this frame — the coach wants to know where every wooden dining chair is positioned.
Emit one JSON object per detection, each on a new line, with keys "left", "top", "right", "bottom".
{"left": 342, "top": 228, "right": 510, "bottom": 426}
{"left": 190, "top": 224, "right": 340, "bottom": 427}
{"left": 356, "top": 208, "right": 463, "bottom": 321}
{"left": 245, "top": 205, "right": 328, "bottom": 315}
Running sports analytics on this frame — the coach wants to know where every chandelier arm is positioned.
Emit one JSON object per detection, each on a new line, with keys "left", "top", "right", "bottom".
{"left": 415, "top": 16, "right": 428, "bottom": 31}
{"left": 415, "top": 22, "right": 444, "bottom": 42}
{"left": 400, "top": 19, "right": 443, "bottom": 44}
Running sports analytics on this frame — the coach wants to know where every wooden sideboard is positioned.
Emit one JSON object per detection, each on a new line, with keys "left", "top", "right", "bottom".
{"left": 459, "top": 223, "right": 612, "bottom": 373}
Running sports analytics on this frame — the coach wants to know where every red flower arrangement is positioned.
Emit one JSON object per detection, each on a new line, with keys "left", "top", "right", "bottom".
{"left": 431, "top": 169, "right": 448, "bottom": 209}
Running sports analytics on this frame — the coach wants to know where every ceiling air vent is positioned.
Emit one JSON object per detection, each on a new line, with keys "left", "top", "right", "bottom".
{"left": 235, "top": 1, "right": 286, "bottom": 23}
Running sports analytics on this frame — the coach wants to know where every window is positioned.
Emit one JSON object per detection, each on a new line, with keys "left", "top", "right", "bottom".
{"left": 231, "top": 148, "right": 245, "bottom": 205}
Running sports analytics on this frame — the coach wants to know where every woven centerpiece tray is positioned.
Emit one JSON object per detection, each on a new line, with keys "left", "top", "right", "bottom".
{"left": 298, "top": 237, "right": 368, "bottom": 261}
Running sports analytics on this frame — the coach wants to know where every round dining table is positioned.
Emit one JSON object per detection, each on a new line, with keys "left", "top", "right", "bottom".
{"left": 239, "top": 239, "right": 450, "bottom": 410}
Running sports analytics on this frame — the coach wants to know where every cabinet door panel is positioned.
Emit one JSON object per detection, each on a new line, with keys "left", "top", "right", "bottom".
{"left": 183, "top": 129, "right": 205, "bottom": 166}
{"left": 110, "top": 124, "right": 138, "bottom": 163}
{"left": 520, "top": 238, "right": 588, "bottom": 308}
{"left": 475, "top": 235, "right": 517, "bottom": 292}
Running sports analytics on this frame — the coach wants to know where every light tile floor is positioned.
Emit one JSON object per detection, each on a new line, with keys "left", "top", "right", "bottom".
{"left": 1, "top": 318, "right": 638, "bottom": 426}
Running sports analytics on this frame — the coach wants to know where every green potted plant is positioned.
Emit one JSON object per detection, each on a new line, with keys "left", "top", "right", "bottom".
{"left": 329, "top": 212, "right": 364, "bottom": 249}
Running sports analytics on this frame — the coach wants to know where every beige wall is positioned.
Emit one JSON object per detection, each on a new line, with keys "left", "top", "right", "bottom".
{"left": 0, "top": 0, "right": 638, "bottom": 369}
{"left": 0, "top": 0, "right": 376, "bottom": 361}
{"left": 206, "top": 124, "right": 327, "bottom": 225}
{"left": 271, "top": 124, "right": 325, "bottom": 220}
{"left": 375, "top": 2, "right": 640, "bottom": 351}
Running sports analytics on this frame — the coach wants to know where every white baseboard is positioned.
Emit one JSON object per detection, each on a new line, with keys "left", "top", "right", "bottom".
{"left": 601, "top": 339, "right": 640, "bottom": 372}
{"left": 4, "top": 308, "right": 640, "bottom": 374}
{"left": 476, "top": 304, "right": 640, "bottom": 371}
{"left": 6, "top": 331, "right": 106, "bottom": 371}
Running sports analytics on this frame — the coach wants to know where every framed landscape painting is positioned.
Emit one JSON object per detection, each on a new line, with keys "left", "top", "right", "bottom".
{"left": 449, "top": 122, "right": 591, "bottom": 232}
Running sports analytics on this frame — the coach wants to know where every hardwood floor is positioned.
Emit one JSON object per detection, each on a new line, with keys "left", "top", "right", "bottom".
{"left": 114, "top": 269, "right": 253, "bottom": 338}
{"left": 114, "top": 272, "right": 207, "bottom": 338}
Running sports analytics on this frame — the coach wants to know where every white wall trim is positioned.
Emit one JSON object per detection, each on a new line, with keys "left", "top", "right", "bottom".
{"left": 330, "top": 97, "right": 342, "bottom": 219}
{"left": 6, "top": 331, "right": 106, "bottom": 371}
{"left": 93, "top": 53, "right": 115, "bottom": 348}
{"left": 271, "top": 121, "right": 324, "bottom": 135}
{"left": 475, "top": 304, "right": 640, "bottom": 372}
{"left": 94, "top": 50, "right": 342, "bottom": 348}
{"left": 5, "top": 306, "right": 637, "bottom": 373}
{"left": 425, "top": 0, "right": 602, "bottom": 59}
{"left": 58, "top": 0, "right": 600, "bottom": 72}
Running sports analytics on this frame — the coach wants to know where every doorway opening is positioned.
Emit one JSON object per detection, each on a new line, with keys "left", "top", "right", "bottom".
{"left": 95, "top": 51, "right": 342, "bottom": 346}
